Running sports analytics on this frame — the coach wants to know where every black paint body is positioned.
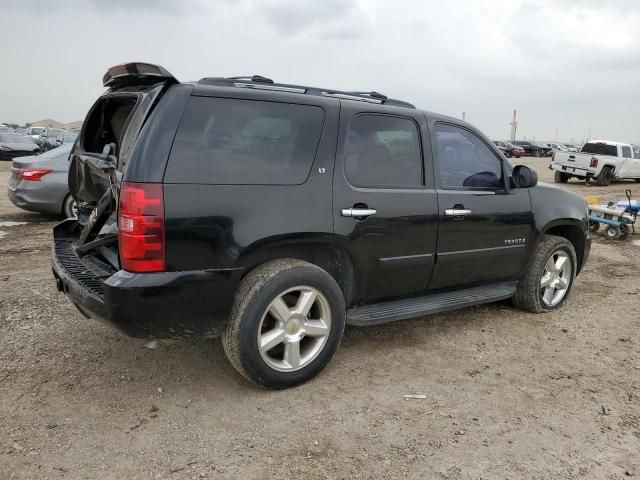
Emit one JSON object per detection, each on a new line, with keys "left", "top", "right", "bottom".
{"left": 52, "top": 80, "right": 591, "bottom": 338}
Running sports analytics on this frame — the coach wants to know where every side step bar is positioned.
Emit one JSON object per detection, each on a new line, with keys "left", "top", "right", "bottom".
{"left": 346, "top": 282, "right": 518, "bottom": 326}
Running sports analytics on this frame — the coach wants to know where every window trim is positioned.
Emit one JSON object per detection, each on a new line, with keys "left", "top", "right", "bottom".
{"left": 343, "top": 112, "right": 425, "bottom": 190}
{"left": 432, "top": 121, "right": 507, "bottom": 192}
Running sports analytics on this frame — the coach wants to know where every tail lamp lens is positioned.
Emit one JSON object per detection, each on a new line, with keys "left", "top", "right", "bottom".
{"left": 590, "top": 157, "right": 598, "bottom": 168}
{"left": 18, "top": 168, "right": 52, "bottom": 181}
{"left": 118, "top": 182, "right": 165, "bottom": 272}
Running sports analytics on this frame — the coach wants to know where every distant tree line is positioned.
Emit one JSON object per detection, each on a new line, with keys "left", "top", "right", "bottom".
{"left": 1, "top": 122, "right": 32, "bottom": 129}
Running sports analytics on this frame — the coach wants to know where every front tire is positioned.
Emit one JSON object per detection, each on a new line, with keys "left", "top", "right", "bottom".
{"left": 222, "top": 259, "right": 345, "bottom": 389}
{"left": 513, "top": 235, "right": 577, "bottom": 313}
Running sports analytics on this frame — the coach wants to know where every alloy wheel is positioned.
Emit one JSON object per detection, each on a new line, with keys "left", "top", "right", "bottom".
{"left": 540, "top": 251, "right": 572, "bottom": 307}
{"left": 257, "top": 286, "right": 332, "bottom": 372}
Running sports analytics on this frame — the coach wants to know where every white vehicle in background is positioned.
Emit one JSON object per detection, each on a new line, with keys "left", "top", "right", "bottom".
{"left": 551, "top": 140, "right": 640, "bottom": 186}
{"left": 547, "top": 142, "right": 567, "bottom": 152}
{"left": 26, "top": 126, "right": 46, "bottom": 139}
{"left": 547, "top": 142, "right": 578, "bottom": 152}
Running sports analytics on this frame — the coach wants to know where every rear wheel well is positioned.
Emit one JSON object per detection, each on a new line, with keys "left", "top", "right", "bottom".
{"left": 543, "top": 225, "right": 585, "bottom": 273}
{"left": 238, "top": 243, "right": 355, "bottom": 305}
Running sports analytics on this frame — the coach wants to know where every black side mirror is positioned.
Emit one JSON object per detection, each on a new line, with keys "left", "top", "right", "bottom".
{"left": 511, "top": 165, "right": 538, "bottom": 188}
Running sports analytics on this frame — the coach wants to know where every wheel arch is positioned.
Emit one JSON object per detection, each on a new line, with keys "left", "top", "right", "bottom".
{"left": 601, "top": 163, "right": 616, "bottom": 174}
{"left": 540, "top": 220, "right": 586, "bottom": 273}
{"left": 236, "top": 236, "right": 357, "bottom": 306}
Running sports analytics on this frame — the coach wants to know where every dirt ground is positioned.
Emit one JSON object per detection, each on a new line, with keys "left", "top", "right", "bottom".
{"left": 0, "top": 157, "right": 639, "bottom": 480}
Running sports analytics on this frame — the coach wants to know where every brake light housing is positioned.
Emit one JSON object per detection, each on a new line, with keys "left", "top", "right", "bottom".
{"left": 18, "top": 168, "right": 52, "bottom": 181}
{"left": 118, "top": 182, "right": 165, "bottom": 273}
{"left": 590, "top": 157, "right": 598, "bottom": 168}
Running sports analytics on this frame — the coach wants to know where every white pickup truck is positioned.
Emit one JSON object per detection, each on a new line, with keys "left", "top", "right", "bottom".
{"left": 551, "top": 140, "right": 640, "bottom": 186}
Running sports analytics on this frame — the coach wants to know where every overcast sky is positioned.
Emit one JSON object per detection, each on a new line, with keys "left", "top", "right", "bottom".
{"left": 1, "top": 0, "right": 638, "bottom": 143}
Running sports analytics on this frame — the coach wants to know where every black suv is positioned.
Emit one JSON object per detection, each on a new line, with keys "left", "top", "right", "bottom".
{"left": 52, "top": 63, "right": 591, "bottom": 388}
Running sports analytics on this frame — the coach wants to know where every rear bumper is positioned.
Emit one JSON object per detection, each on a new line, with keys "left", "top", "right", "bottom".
{"left": 552, "top": 164, "right": 595, "bottom": 178}
{"left": 8, "top": 184, "right": 63, "bottom": 215}
{"left": 52, "top": 220, "right": 242, "bottom": 338}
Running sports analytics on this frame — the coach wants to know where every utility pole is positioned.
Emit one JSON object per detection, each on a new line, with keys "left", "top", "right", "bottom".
{"left": 462, "top": 112, "right": 466, "bottom": 121}
{"left": 588, "top": 126, "right": 592, "bottom": 140}
{"left": 509, "top": 110, "right": 518, "bottom": 142}
{"left": 555, "top": 126, "right": 558, "bottom": 142}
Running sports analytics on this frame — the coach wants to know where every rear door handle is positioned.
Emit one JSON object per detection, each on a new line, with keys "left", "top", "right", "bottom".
{"left": 445, "top": 208, "right": 472, "bottom": 219}
{"left": 341, "top": 208, "right": 377, "bottom": 218}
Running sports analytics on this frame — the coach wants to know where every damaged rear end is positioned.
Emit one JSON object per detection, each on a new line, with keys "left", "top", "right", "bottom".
{"left": 51, "top": 63, "right": 216, "bottom": 337}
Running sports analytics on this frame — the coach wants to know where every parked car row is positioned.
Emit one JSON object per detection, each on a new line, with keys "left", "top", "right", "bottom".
{"left": 547, "top": 142, "right": 579, "bottom": 153}
{"left": 493, "top": 140, "right": 576, "bottom": 158}
{"left": 0, "top": 128, "right": 78, "bottom": 160}
{"left": 493, "top": 141, "right": 525, "bottom": 158}
{"left": 510, "top": 141, "right": 552, "bottom": 157}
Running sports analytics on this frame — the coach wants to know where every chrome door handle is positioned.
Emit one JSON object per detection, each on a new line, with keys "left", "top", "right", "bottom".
{"left": 341, "top": 208, "right": 377, "bottom": 218}
{"left": 445, "top": 208, "right": 472, "bottom": 218}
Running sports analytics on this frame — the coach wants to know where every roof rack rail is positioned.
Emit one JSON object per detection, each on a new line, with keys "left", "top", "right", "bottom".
{"left": 197, "top": 76, "right": 415, "bottom": 108}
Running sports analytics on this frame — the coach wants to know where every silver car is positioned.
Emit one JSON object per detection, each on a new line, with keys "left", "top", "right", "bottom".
{"left": 7, "top": 143, "right": 77, "bottom": 217}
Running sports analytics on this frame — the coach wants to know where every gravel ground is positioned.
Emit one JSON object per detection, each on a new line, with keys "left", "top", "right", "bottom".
{"left": 0, "top": 157, "right": 639, "bottom": 479}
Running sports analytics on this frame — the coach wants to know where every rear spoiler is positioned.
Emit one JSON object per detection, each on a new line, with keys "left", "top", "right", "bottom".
{"left": 103, "top": 62, "right": 177, "bottom": 88}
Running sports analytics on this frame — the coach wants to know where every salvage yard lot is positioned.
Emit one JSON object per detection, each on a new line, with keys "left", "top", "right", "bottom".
{"left": 0, "top": 159, "right": 638, "bottom": 479}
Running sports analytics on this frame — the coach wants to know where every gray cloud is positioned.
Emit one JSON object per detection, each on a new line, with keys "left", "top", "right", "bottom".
{"left": 1, "top": 0, "right": 638, "bottom": 144}
{"left": 4, "top": 0, "right": 203, "bottom": 13}
{"left": 250, "top": 0, "right": 370, "bottom": 38}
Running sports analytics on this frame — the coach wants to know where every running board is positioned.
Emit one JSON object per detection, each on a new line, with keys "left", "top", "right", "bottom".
{"left": 346, "top": 282, "right": 518, "bottom": 326}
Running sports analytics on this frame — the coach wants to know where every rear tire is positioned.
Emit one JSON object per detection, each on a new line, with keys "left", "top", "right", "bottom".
{"left": 554, "top": 171, "right": 569, "bottom": 183}
{"left": 222, "top": 259, "right": 345, "bottom": 389}
{"left": 513, "top": 235, "right": 576, "bottom": 313}
{"left": 61, "top": 194, "right": 77, "bottom": 218}
{"left": 588, "top": 221, "right": 600, "bottom": 233}
{"left": 595, "top": 167, "right": 613, "bottom": 186}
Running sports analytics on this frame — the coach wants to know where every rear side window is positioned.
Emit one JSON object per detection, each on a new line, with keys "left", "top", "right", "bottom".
{"left": 434, "top": 123, "right": 503, "bottom": 189}
{"left": 165, "top": 97, "right": 324, "bottom": 184}
{"left": 581, "top": 143, "right": 618, "bottom": 156}
{"left": 345, "top": 114, "right": 422, "bottom": 188}
{"left": 621, "top": 146, "right": 632, "bottom": 158}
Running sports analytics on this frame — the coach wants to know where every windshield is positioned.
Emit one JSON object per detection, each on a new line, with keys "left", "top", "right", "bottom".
{"left": 581, "top": 143, "right": 618, "bottom": 156}
{"left": 0, "top": 134, "right": 36, "bottom": 144}
{"left": 30, "top": 128, "right": 45, "bottom": 135}
{"left": 47, "top": 129, "right": 65, "bottom": 137}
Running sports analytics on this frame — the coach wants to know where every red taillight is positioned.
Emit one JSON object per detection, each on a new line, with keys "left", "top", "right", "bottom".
{"left": 18, "top": 168, "right": 52, "bottom": 181}
{"left": 590, "top": 157, "right": 598, "bottom": 168}
{"left": 118, "top": 182, "right": 165, "bottom": 273}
